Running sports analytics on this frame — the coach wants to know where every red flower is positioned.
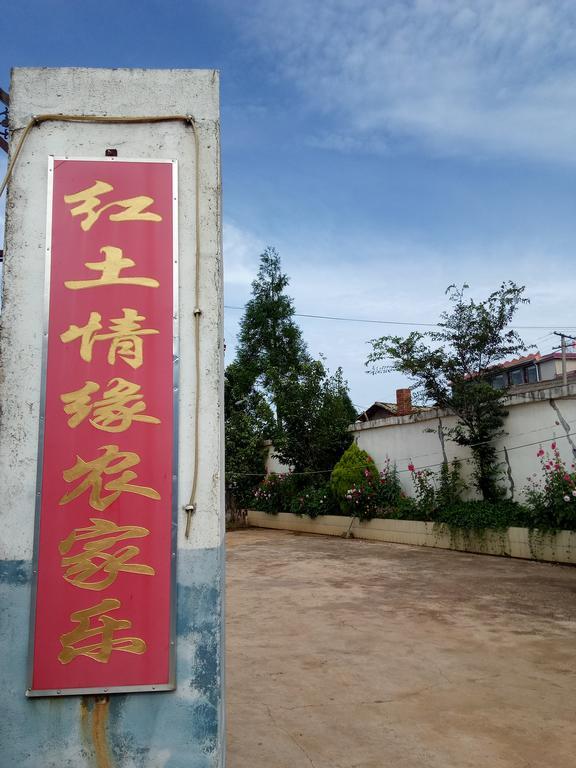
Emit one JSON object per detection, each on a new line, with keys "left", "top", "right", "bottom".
{"left": 537, "top": 449, "right": 545, "bottom": 457}
{"left": 551, "top": 442, "right": 557, "bottom": 450}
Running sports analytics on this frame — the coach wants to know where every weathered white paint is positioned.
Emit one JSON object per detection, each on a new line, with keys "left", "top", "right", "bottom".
{"left": 350, "top": 382, "right": 576, "bottom": 502}
{"left": 0, "top": 68, "right": 224, "bottom": 767}
{"left": 248, "top": 510, "right": 576, "bottom": 564}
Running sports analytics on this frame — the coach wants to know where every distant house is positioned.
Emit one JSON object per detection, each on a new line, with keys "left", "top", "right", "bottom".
{"left": 357, "top": 389, "right": 431, "bottom": 423}
{"left": 358, "top": 352, "right": 576, "bottom": 426}
{"left": 489, "top": 352, "right": 576, "bottom": 390}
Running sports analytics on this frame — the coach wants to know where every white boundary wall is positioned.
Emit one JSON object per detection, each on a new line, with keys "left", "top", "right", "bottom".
{"left": 350, "top": 383, "right": 576, "bottom": 501}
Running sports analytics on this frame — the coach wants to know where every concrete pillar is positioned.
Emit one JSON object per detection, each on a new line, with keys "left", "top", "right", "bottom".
{"left": 0, "top": 68, "right": 224, "bottom": 767}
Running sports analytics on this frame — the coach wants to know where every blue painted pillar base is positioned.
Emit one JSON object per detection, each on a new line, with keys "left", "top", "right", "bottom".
{"left": 0, "top": 546, "right": 224, "bottom": 767}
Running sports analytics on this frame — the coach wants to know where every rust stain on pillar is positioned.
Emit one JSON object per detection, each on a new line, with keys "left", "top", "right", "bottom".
{"left": 80, "top": 697, "right": 93, "bottom": 761}
{"left": 92, "top": 695, "right": 114, "bottom": 768}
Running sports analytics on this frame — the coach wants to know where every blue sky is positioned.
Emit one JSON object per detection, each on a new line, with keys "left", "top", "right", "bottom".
{"left": 2, "top": 0, "right": 576, "bottom": 410}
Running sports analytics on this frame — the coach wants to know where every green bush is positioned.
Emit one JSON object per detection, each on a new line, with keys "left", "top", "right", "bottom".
{"left": 377, "top": 458, "right": 404, "bottom": 510}
{"left": 330, "top": 442, "right": 379, "bottom": 514}
{"left": 407, "top": 460, "right": 465, "bottom": 520}
{"left": 289, "top": 482, "right": 339, "bottom": 518}
{"left": 252, "top": 473, "right": 296, "bottom": 514}
{"left": 436, "top": 499, "right": 529, "bottom": 530}
{"left": 332, "top": 457, "right": 406, "bottom": 521}
{"left": 252, "top": 448, "right": 576, "bottom": 535}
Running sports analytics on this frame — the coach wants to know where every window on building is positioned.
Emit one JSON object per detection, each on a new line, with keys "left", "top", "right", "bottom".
{"left": 525, "top": 365, "right": 538, "bottom": 384}
{"left": 492, "top": 374, "right": 507, "bottom": 389}
{"left": 510, "top": 369, "right": 524, "bottom": 386}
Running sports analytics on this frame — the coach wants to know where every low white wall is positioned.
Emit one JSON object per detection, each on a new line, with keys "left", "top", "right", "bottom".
{"left": 247, "top": 510, "right": 576, "bottom": 565}
{"left": 350, "top": 383, "right": 576, "bottom": 502}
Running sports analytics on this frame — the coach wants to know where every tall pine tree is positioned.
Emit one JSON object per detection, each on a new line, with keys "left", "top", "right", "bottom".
{"left": 234, "top": 246, "right": 310, "bottom": 429}
{"left": 225, "top": 247, "right": 357, "bottom": 505}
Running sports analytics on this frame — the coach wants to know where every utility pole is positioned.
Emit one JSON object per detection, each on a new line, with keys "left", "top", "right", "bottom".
{"left": 552, "top": 332, "right": 576, "bottom": 385}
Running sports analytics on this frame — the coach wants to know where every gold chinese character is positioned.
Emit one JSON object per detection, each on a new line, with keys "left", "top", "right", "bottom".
{"left": 65, "top": 246, "right": 159, "bottom": 290}
{"left": 61, "top": 381, "right": 100, "bottom": 427}
{"left": 64, "top": 180, "right": 162, "bottom": 232}
{"left": 59, "top": 444, "right": 161, "bottom": 511}
{"left": 61, "top": 377, "right": 161, "bottom": 432}
{"left": 60, "top": 308, "right": 159, "bottom": 369}
{"left": 59, "top": 517, "right": 155, "bottom": 591}
{"left": 58, "top": 598, "right": 146, "bottom": 664}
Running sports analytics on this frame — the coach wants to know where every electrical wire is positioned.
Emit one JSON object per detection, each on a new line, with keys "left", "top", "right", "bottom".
{"left": 223, "top": 305, "right": 576, "bottom": 332}
{"left": 1, "top": 113, "right": 203, "bottom": 539}
{"left": 229, "top": 428, "right": 576, "bottom": 478}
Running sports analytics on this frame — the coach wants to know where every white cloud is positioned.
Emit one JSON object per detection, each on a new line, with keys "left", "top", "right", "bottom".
{"left": 306, "top": 130, "right": 389, "bottom": 155}
{"left": 234, "top": 0, "right": 576, "bottom": 163}
{"left": 223, "top": 220, "right": 265, "bottom": 287}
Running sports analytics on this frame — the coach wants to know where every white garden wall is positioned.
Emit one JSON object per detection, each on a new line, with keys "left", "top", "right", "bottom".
{"left": 350, "top": 382, "right": 576, "bottom": 502}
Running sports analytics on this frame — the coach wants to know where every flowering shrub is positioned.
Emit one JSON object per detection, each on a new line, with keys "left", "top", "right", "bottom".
{"left": 409, "top": 467, "right": 437, "bottom": 518}
{"left": 253, "top": 473, "right": 295, "bottom": 514}
{"left": 289, "top": 482, "right": 338, "bottom": 518}
{"left": 525, "top": 443, "right": 576, "bottom": 530}
{"left": 343, "top": 459, "right": 406, "bottom": 521}
{"left": 253, "top": 475, "right": 338, "bottom": 518}
{"left": 408, "top": 460, "right": 465, "bottom": 520}
{"left": 331, "top": 442, "right": 379, "bottom": 514}
{"left": 344, "top": 471, "right": 382, "bottom": 521}
{"left": 378, "top": 458, "right": 405, "bottom": 510}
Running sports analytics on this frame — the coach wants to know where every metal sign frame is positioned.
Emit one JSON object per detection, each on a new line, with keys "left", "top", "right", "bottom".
{"left": 27, "top": 156, "right": 179, "bottom": 697}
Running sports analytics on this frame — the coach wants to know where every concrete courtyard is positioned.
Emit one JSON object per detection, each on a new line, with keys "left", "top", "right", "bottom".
{"left": 226, "top": 528, "right": 576, "bottom": 768}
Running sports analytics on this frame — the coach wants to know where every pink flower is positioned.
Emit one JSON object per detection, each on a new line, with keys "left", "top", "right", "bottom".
{"left": 551, "top": 442, "right": 557, "bottom": 450}
{"left": 537, "top": 449, "right": 545, "bottom": 457}
{"left": 408, "top": 463, "right": 415, "bottom": 472}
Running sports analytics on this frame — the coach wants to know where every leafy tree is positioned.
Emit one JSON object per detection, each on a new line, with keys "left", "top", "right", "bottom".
{"left": 226, "top": 247, "right": 357, "bottom": 507}
{"left": 224, "top": 360, "right": 272, "bottom": 512}
{"left": 273, "top": 360, "right": 357, "bottom": 474}
{"left": 234, "top": 246, "right": 310, "bottom": 428}
{"left": 366, "top": 282, "right": 529, "bottom": 501}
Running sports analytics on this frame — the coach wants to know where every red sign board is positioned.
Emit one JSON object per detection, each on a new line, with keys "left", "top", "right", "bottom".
{"left": 28, "top": 158, "right": 177, "bottom": 696}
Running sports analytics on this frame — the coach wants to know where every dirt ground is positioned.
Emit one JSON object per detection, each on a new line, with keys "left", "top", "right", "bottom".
{"left": 226, "top": 528, "right": 576, "bottom": 768}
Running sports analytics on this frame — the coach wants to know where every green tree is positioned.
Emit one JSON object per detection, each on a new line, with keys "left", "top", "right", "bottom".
{"left": 234, "top": 246, "right": 310, "bottom": 428}
{"left": 226, "top": 247, "right": 357, "bottom": 505}
{"left": 224, "top": 360, "right": 272, "bottom": 512}
{"left": 274, "top": 360, "right": 357, "bottom": 474}
{"left": 366, "top": 282, "right": 529, "bottom": 501}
